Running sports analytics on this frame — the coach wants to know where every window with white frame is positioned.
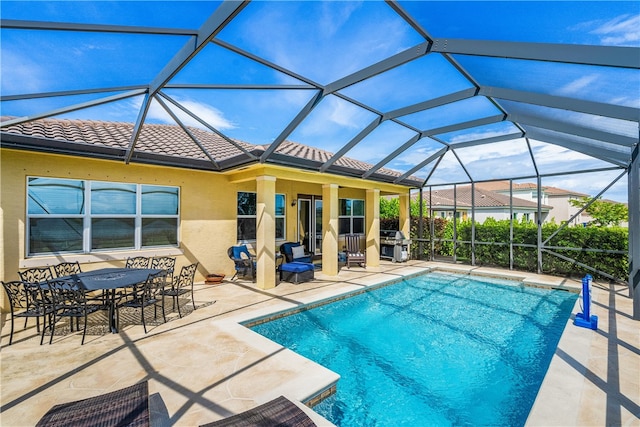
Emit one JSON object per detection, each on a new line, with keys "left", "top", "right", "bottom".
{"left": 27, "top": 177, "right": 179, "bottom": 256}
{"left": 338, "top": 198, "right": 364, "bottom": 235}
{"left": 237, "top": 192, "right": 285, "bottom": 241}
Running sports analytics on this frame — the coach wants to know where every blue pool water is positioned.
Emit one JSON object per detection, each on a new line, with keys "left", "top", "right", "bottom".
{"left": 250, "top": 272, "right": 578, "bottom": 426}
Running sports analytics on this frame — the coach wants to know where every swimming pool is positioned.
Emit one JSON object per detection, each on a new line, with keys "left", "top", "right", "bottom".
{"left": 250, "top": 272, "right": 578, "bottom": 426}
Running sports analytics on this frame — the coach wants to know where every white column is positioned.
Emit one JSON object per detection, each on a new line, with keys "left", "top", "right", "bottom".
{"left": 366, "top": 189, "right": 380, "bottom": 267}
{"left": 322, "top": 184, "right": 339, "bottom": 276}
{"left": 256, "top": 176, "right": 276, "bottom": 289}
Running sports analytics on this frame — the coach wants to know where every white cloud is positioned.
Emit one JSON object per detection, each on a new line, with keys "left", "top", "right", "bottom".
{"left": 1, "top": 49, "right": 47, "bottom": 94}
{"left": 143, "top": 97, "right": 235, "bottom": 131}
{"left": 319, "top": 1, "right": 362, "bottom": 39}
{"left": 555, "top": 74, "right": 600, "bottom": 96}
{"left": 590, "top": 14, "right": 640, "bottom": 46}
{"left": 448, "top": 129, "right": 518, "bottom": 145}
{"left": 544, "top": 172, "right": 628, "bottom": 202}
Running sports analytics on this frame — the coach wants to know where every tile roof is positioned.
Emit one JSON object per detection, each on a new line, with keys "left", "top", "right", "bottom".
{"left": 476, "top": 180, "right": 589, "bottom": 198}
{"left": 1, "top": 117, "right": 414, "bottom": 183}
{"left": 421, "top": 186, "right": 551, "bottom": 209}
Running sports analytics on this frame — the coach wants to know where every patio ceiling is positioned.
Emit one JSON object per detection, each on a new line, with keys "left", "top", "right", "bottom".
{"left": 1, "top": 0, "right": 639, "bottom": 189}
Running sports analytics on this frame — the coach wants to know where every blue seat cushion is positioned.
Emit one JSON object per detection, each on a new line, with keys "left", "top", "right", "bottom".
{"left": 279, "top": 262, "right": 314, "bottom": 273}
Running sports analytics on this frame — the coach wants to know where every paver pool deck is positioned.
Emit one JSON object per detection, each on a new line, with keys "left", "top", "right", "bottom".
{"left": 1, "top": 260, "right": 638, "bottom": 426}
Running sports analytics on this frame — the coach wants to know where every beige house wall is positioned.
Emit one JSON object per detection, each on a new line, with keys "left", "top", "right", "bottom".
{"left": 2, "top": 149, "right": 411, "bottom": 306}
{"left": 1, "top": 149, "right": 237, "bottom": 284}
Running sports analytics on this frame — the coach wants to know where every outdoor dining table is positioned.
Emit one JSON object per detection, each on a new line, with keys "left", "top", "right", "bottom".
{"left": 60, "top": 267, "right": 162, "bottom": 333}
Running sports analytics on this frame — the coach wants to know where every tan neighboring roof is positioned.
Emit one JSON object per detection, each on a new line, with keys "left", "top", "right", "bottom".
{"left": 476, "top": 180, "right": 589, "bottom": 198}
{"left": 474, "top": 181, "right": 537, "bottom": 191}
{"left": 543, "top": 186, "right": 589, "bottom": 197}
{"left": 1, "top": 117, "right": 417, "bottom": 184}
{"left": 420, "top": 186, "right": 551, "bottom": 209}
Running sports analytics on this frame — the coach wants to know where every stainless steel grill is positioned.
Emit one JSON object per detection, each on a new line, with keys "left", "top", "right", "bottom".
{"left": 380, "top": 230, "right": 411, "bottom": 262}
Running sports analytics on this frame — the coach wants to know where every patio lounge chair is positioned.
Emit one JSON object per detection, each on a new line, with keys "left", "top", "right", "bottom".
{"left": 280, "top": 242, "right": 313, "bottom": 264}
{"left": 228, "top": 245, "right": 256, "bottom": 281}
{"left": 199, "top": 395, "right": 316, "bottom": 427}
{"left": 345, "top": 234, "right": 366, "bottom": 268}
{"left": 36, "top": 381, "right": 149, "bottom": 427}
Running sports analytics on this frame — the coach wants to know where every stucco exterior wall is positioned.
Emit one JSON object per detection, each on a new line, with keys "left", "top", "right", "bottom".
{"left": 2, "top": 149, "right": 411, "bottom": 303}
{"left": 1, "top": 149, "right": 238, "bottom": 287}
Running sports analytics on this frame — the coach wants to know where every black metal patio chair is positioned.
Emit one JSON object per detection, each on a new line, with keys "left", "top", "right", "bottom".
{"left": 18, "top": 266, "right": 54, "bottom": 284}
{"left": 52, "top": 261, "right": 82, "bottom": 278}
{"left": 150, "top": 256, "right": 176, "bottom": 287}
{"left": 160, "top": 262, "right": 198, "bottom": 318}
{"left": 125, "top": 256, "right": 151, "bottom": 269}
{"left": 45, "top": 277, "right": 102, "bottom": 345}
{"left": 117, "top": 270, "right": 167, "bottom": 333}
{"left": 1, "top": 280, "right": 54, "bottom": 345}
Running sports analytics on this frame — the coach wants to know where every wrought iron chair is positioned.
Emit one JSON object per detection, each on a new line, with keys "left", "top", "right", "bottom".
{"left": 45, "top": 278, "right": 101, "bottom": 345}
{"left": 1, "top": 280, "right": 54, "bottom": 345}
{"left": 150, "top": 256, "right": 176, "bottom": 287}
{"left": 160, "top": 262, "right": 198, "bottom": 318}
{"left": 227, "top": 245, "right": 256, "bottom": 281}
{"left": 117, "top": 270, "right": 167, "bottom": 333}
{"left": 18, "top": 266, "right": 54, "bottom": 284}
{"left": 125, "top": 256, "right": 151, "bottom": 269}
{"left": 345, "top": 234, "right": 366, "bottom": 268}
{"left": 52, "top": 261, "right": 82, "bottom": 277}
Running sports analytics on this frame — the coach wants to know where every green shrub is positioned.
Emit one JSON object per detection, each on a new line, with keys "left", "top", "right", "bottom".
{"left": 406, "top": 217, "right": 628, "bottom": 281}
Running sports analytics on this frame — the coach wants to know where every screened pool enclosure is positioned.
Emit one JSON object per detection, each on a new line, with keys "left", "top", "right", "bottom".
{"left": 1, "top": 1, "right": 638, "bottom": 318}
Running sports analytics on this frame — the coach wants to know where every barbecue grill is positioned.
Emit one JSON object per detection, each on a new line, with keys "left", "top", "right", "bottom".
{"left": 380, "top": 230, "right": 411, "bottom": 262}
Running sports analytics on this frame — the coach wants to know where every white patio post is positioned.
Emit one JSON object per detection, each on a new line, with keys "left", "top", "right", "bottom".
{"left": 366, "top": 188, "right": 380, "bottom": 267}
{"left": 256, "top": 175, "right": 277, "bottom": 289}
{"left": 322, "top": 184, "right": 339, "bottom": 276}
{"left": 399, "top": 191, "right": 411, "bottom": 239}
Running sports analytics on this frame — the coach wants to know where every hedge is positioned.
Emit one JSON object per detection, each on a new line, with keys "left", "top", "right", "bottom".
{"left": 401, "top": 217, "right": 628, "bottom": 282}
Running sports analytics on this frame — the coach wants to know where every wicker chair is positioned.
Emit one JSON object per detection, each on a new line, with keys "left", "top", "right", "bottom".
{"left": 227, "top": 245, "right": 256, "bottom": 281}
{"left": 36, "top": 381, "right": 149, "bottom": 427}
{"left": 1, "top": 280, "right": 54, "bottom": 345}
{"left": 160, "top": 262, "right": 198, "bottom": 318}
{"left": 199, "top": 395, "right": 315, "bottom": 427}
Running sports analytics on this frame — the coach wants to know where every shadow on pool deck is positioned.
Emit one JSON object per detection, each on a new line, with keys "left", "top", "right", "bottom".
{"left": 1, "top": 260, "right": 638, "bottom": 426}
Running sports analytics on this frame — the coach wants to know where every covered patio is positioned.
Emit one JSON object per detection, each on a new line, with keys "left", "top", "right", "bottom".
{"left": 1, "top": 261, "right": 638, "bottom": 426}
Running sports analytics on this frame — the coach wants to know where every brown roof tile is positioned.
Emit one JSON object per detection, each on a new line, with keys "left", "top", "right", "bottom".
{"left": 1, "top": 117, "right": 419, "bottom": 182}
{"left": 421, "top": 187, "right": 551, "bottom": 209}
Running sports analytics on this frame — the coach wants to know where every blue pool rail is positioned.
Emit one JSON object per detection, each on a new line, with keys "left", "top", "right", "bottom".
{"left": 574, "top": 274, "right": 598, "bottom": 330}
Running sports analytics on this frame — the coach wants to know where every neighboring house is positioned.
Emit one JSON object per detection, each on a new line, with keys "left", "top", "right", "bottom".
{"left": 419, "top": 186, "right": 551, "bottom": 224}
{"left": 1, "top": 118, "right": 414, "bottom": 291}
{"left": 475, "top": 181, "right": 593, "bottom": 225}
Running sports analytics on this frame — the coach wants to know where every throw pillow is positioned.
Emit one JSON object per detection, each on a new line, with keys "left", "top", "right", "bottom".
{"left": 291, "top": 245, "right": 306, "bottom": 260}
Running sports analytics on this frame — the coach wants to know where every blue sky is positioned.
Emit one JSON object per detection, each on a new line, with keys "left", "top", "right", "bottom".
{"left": 1, "top": 1, "right": 638, "bottom": 202}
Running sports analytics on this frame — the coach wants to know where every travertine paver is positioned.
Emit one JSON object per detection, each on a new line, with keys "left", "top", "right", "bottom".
{"left": 1, "top": 261, "right": 638, "bottom": 426}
